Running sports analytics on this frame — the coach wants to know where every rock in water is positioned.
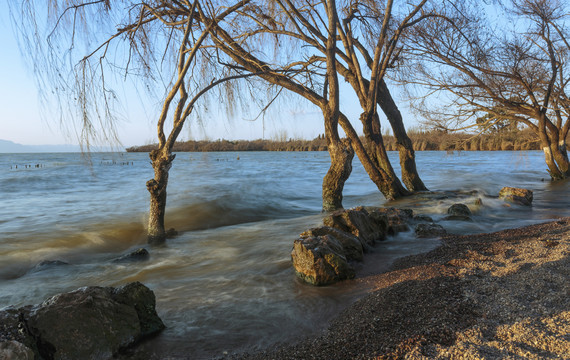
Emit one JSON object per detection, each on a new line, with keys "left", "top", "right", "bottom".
{"left": 113, "top": 248, "right": 150, "bottom": 263}
{"left": 371, "top": 207, "right": 413, "bottom": 235}
{"left": 415, "top": 223, "right": 447, "bottom": 238}
{"left": 0, "top": 282, "right": 164, "bottom": 360}
{"left": 499, "top": 187, "right": 533, "bottom": 206}
{"left": 300, "top": 226, "right": 363, "bottom": 261}
{"left": 323, "top": 207, "right": 388, "bottom": 247}
{"left": 291, "top": 235, "right": 355, "bottom": 286}
{"left": 444, "top": 203, "right": 472, "bottom": 221}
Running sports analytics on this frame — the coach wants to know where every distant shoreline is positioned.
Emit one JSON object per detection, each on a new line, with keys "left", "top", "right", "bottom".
{"left": 126, "top": 130, "right": 545, "bottom": 153}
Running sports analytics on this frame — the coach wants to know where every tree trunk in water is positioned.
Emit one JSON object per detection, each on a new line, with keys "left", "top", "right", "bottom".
{"left": 322, "top": 138, "right": 354, "bottom": 211}
{"left": 550, "top": 140, "right": 570, "bottom": 178}
{"left": 377, "top": 80, "right": 428, "bottom": 191}
{"left": 146, "top": 150, "right": 175, "bottom": 244}
{"left": 360, "top": 112, "right": 410, "bottom": 197}
{"left": 338, "top": 113, "right": 410, "bottom": 200}
{"left": 537, "top": 115, "right": 566, "bottom": 180}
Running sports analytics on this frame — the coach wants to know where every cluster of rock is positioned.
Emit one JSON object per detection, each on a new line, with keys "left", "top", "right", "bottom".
{"left": 0, "top": 282, "right": 164, "bottom": 360}
{"left": 291, "top": 207, "right": 439, "bottom": 286}
{"left": 292, "top": 187, "right": 534, "bottom": 286}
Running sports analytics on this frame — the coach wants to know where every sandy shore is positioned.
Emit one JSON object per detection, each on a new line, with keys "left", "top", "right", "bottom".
{"left": 232, "top": 218, "right": 570, "bottom": 359}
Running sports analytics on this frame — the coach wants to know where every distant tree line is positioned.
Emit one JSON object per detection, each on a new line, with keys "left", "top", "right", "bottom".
{"left": 126, "top": 128, "right": 554, "bottom": 153}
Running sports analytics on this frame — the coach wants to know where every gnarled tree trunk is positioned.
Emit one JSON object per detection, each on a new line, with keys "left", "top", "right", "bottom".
{"left": 338, "top": 114, "right": 410, "bottom": 200}
{"left": 146, "top": 149, "right": 175, "bottom": 244}
{"left": 377, "top": 80, "right": 427, "bottom": 191}
{"left": 322, "top": 138, "right": 354, "bottom": 211}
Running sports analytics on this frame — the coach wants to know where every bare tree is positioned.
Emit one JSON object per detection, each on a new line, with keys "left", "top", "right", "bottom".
{"left": 334, "top": 0, "right": 429, "bottom": 192}
{"left": 404, "top": 0, "right": 570, "bottom": 179}
{"left": 10, "top": 0, "right": 253, "bottom": 244}
{"left": 203, "top": 0, "right": 429, "bottom": 204}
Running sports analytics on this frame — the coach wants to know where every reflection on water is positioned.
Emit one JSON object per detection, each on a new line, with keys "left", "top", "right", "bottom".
{"left": 0, "top": 151, "right": 569, "bottom": 359}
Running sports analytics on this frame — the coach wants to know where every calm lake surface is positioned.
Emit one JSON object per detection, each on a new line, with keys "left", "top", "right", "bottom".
{"left": 1, "top": 150, "right": 569, "bottom": 358}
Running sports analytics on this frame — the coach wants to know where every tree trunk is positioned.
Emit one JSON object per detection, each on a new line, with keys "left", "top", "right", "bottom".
{"left": 338, "top": 113, "right": 410, "bottom": 200}
{"left": 550, "top": 140, "right": 570, "bottom": 178}
{"left": 146, "top": 150, "right": 175, "bottom": 244}
{"left": 322, "top": 138, "right": 354, "bottom": 211}
{"left": 361, "top": 112, "right": 398, "bottom": 180}
{"left": 377, "top": 80, "right": 428, "bottom": 191}
{"left": 537, "top": 114, "right": 566, "bottom": 180}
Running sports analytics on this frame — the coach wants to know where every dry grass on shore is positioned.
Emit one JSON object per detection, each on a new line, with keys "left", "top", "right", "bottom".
{"left": 233, "top": 219, "right": 570, "bottom": 360}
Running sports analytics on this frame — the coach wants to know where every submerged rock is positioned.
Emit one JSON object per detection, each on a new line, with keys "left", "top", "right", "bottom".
{"left": 166, "top": 228, "right": 178, "bottom": 239}
{"left": 0, "top": 282, "right": 164, "bottom": 360}
{"left": 29, "top": 260, "right": 70, "bottom": 274}
{"left": 499, "top": 187, "right": 533, "bottom": 206}
{"left": 413, "top": 214, "right": 434, "bottom": 223}
{"left": 291, "top": 235, "right": 355, "bottom": 286}
{"left": 444, "top": 203, "right": 472, "bottom": 221}
{"left": 113, "top": 248, "right": 150, "bottom": 263}
{"left": 415, "top": 223, "right": 447, "bottom": 238}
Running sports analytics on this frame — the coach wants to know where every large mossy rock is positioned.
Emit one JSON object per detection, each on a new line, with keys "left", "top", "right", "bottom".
{"left": 499, "top": 187, "right": 533, "bottom": 206}
{"left": 291, "top": 235, "right": 355, "bottom": 286}
{"left": 323, "top": 207, "right": 388, "bottom": 247}
{"left": 300, "top": 226, "right": 363, "bottom": 261}
{"left": 0, "top": 282, "right": 164, "bottom": 360}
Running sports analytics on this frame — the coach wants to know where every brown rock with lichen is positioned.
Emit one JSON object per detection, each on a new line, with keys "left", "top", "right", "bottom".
{"left": 291, "top": 235, "right": 355, "bottom": 286}
{"left": 499, "top": 187, "right": 533, "bottom": 206}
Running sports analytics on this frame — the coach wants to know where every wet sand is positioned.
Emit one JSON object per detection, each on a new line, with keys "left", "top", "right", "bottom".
{"left": 232, "top": 218, "right": 570, "bottom": 359}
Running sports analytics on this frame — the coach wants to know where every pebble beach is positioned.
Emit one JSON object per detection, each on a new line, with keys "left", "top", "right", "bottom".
{"left": 233, "top": 218, "right": 570, "bottom": 359}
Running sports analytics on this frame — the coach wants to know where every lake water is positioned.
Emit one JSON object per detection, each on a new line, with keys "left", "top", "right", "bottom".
{"left": 0, "top": 150, "right": 569, "bottom": 359}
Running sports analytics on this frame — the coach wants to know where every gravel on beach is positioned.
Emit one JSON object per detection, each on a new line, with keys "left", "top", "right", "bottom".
{"left": 234, "top": 218, "right": 570, "bottom": 359}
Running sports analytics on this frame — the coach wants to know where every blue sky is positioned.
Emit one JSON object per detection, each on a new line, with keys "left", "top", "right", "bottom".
{"left": 0, "top": 2, "right": 419, "bottom": 148}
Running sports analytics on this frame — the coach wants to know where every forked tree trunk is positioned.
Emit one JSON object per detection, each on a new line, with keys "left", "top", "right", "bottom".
{"left": 545, "top": 141, "right": 570, "bottom": 179}
{"left": 322, "top": 0, "right": 353, "bottom": 212}
{"left": 322, "top": 138, "right": 354, "bottom": 211}
{"left": 338, "top": 114, "right": 410, "bottom": 200}
{"left": 537, "top": 115, "right": 569, "bottom": 180}
{"left": 360, "top": 112, "right": 410, "bottom": 197}
{"left": 550, "top": 137, "right": 570, "bottom": 177}
{"left": 377, "top": 80, "right": 428, "bottom": 192}
{"left": 146, "top": 149, "right": 176, "bottom": 244}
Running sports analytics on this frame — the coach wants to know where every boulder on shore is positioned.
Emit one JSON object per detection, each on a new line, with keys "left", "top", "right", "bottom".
{"left": 499, "top": 187, "right": 533, "bottom": 206}
{"left": 0, "top": 282, "right": 164, "bottom": 360}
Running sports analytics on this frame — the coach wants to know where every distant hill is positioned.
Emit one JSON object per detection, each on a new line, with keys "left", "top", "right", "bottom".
{"left": 0, "top": 139, "right": 92, "bottom": 153}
